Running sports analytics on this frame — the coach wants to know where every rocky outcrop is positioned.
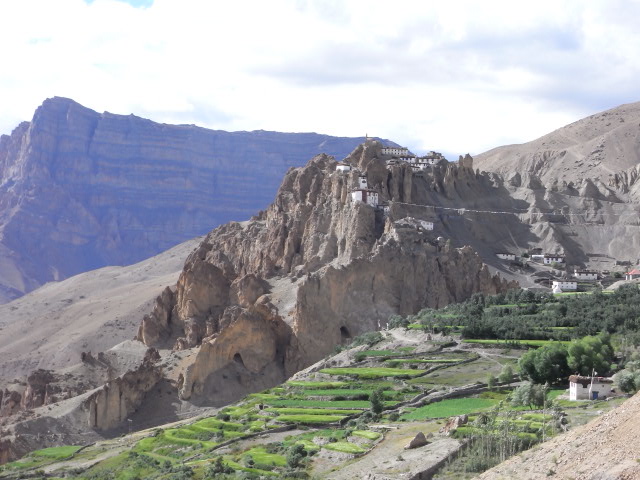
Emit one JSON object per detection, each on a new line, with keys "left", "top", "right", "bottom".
{"left": 83, "top": 353, "right": 162, "bottom": 430}
{"left": 0, "top": 97, "right": 377, "bottom": 303}
{"left": 139, "top": 140, "right": 515, "bottom": 405}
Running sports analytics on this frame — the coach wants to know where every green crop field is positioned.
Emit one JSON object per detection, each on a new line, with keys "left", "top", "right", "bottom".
{"left": 265, "top": 407, "right": 361, "bottom": 415}
{"left": 319, "top": 367, "right": 425, "bottom": 379}
{"left": 322, "top": 441, "right": 367, "bottom": 454}
{"left": 298, "top": 388, "right": 404, "bottom": 398}
{"left": 401, "top": 397, "right": 500, "bottom": 420}
{"left": 462, "top": 339, "right": 571, "bottom": 347}
{"left": 267, "top": 399, "right": 395, "bottom": 409}
{"left": 275, "top": 414, "right": 347, "bottom": 424}
{"left": 286, "top": 380, "right": 348, "bottom": 389}
{"left": 352, "top": 430, "right": 382, "bottom": 440}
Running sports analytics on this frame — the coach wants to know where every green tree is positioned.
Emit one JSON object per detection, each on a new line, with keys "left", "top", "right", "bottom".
{"left": 518, "top": 343, "right": 569, "bottom": 384}
{"left": 510, "top": 382, "right": 548, "bottom": 409}
{"left": 369, "top": 388, "right": 384, "bottom": 415}
{"left": 567, "top": 334, "right": 614, "bottom": 375}
{"left": 487, "top": 374, "right": 496, "bottom": 391}
{"left": 498, "top": 365, "right": 514, "bottom": 383}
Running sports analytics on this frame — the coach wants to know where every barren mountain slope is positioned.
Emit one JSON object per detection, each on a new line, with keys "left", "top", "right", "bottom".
{"left": 475, "top": 101, "right": 640, "bottom": 186}
{"left": 0, "top": 97, "right": 376, "bottom": 303}
{"left": 0, "top": 237, "right": 200, "bottom": 381}
{"left": 477, "top": 391, "right": 640, "bottom": 480}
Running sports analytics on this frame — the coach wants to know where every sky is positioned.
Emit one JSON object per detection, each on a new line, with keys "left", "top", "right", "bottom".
{"left": 1, "top": 0, "right": 640, "bottom": 157}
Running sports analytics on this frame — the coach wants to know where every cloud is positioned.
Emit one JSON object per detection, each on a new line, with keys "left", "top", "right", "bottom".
{"left": 0, "top": 0, "right": 639, "bottom": 156}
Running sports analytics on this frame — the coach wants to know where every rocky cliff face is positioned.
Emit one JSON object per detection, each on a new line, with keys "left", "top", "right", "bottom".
{"left": 138, "top": 140, "right": 515, "bottom": 405}
{"left": 0, "top": 97, "right": 376, "bottom": 303}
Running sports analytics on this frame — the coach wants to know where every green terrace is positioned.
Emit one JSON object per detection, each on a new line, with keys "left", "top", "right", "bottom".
{"left": 462, "top": 339, "right": 571, "bottom": 348}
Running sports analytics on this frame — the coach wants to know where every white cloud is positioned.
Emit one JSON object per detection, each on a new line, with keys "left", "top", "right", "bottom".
{"left": 1, "top": 0, "right": 639, "bottom": 156}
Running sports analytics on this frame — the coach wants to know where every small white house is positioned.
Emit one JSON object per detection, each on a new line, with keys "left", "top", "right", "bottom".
{"left": 552, "top": 280, "right": 577, "bottom": 291}
{"left": 544, "top": 254, "right": 565, "bottom": 265}
{"left": 419, "top": 220, "right": 434, "bottom": 231}
{"left": 351, "top": 189, "right": 379, "bottom": 207}
{"left": 574, "top": 269, "right": 598, "bottom": 281}
{"left": 569, "top": 375, "right": 613, "bottom": 401}
{"left": 358, "top": 175, "right": 368, "bottom": 189}
{"left": 496, "top": 253, "right": 516, "bottom": 261}
{"left": 625, "top": 268, "right": 640, "bottom": 281}
{"left": 531, "top": 254, "right": 545, "bottom": 263}
{"left": 336, "top": 162, "right": 351, "bottom": 173}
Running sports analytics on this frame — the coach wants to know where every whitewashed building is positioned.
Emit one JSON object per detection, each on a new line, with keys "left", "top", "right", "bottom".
{"left": 419, "top": 220, "right": 434, "bottom": 231}
{"left": 496, "top": 253, "right": 517, "bottom": 261}
{"left": 358, "top": 175, "right": 368, "bottom": 189}
{"left": 336, "top": 162, "right": 351, "bottom": 173}
{"left": 351, "top": 189, "right": 379, "bottom": 207}
{"left": 552, "top": 280, "right": 577, "bottom": 291}
{"left": 569, "top": 375, "right": 613, "bottom": 400}
{"left": 381, "top": 146, "right": 410, "bottom": 157}
{"left": 574, "top": 269, "right": 598, "bottom": 281}
{"left": 544, "top": 254, "right": 565, "bottom": 265}
{"left": 625, "top": 268, "right": 640, "bottom": 281}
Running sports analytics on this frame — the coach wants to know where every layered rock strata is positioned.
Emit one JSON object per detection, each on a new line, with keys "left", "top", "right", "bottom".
{"left": 0, "top": 97, "right": 375, "bottom": 303}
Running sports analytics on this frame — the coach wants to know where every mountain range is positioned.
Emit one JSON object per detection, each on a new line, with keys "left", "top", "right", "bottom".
{"left": 0, "top": 99, "right": 639, "bottom": 464}
{"left": 0, "top": 98, "right": 378, "bottom": 303}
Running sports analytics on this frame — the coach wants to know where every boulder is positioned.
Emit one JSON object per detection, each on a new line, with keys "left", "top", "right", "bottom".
{"left": 439, "top": 414, "right": 469, "bottom": 435}
{"left": 404, "top": 431, "right": 429, "bottom": 449}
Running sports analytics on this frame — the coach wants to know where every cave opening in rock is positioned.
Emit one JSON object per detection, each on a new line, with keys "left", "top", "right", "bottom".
{"left": 233, "top": 353, "right": 245, "bottom": 367}
{"left": 340, "top": 326, "right": 351, "bottom": 342}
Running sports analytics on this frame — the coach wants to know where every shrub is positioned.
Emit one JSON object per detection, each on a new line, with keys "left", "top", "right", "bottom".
{"left": 499, "top": 365, "right": 514, "bottom": 383}
{"left": 216, "top": 412, "right": 231, "bottom": 421}
{"left": 286, "top": 444, "right": 307, "bottom": 469}
{"left": 388, "top": 315, "right": 409, "bottom": 329}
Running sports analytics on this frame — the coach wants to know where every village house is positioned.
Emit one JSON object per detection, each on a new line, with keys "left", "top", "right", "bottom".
{"left": 336, "top": 162, "right": 351, "bottom": 173}
{"left": 552, "top": 280, "right": 577, "bottom": 292}
{"left": 496, "top": 252, "right": 517, "bottom": 261}
{"left": 625, "top": 268, "right": 640, "bottom": 281}
{"left": 543, "top": 254, "right": 565, "bottom": 265}
{"left": 574, "top": 269, "right": 598, "bottom": 281}
{"left": 569, "top": 375, "right": 613, "bottom": 400}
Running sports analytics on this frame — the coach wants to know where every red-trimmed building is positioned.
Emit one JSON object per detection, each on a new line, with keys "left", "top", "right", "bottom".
{"left": 625, "top": 268, "right": 640, "bottom": 281}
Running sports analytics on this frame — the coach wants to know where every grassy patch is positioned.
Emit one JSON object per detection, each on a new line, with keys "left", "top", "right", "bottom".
{"left": 267, "top": 399, "right": 372, "bottom": 409}
{"left": 352, "top": 430, "right": 382, "bottom": 440}
{"left": 462, "top": 339, "right": 570, "bottom": 347}
{"left": 265, "top": 407, "right": 361, "bottom": 415}
{"left": 401, "top": 397, "right": 500, "bottom": 420}
{"left": 323, "top": 442, "right": 367, "bottom": 454}
{"left": 298, "top": 388, "right": 402, "bottom": 398}
{"left": 242, "top": 446, "right": 286, "bottom": 466}
{"left": 286, "top": 381, "right": 348, "bottom": 389}
{"left": 275, "top": 414, "right": 346, "bottom": 424}
{"left": 32, "top": 445, "right": 83, "bottom": 459}
{"left": 319, "top": 367, "right": 424, "bottom": 379}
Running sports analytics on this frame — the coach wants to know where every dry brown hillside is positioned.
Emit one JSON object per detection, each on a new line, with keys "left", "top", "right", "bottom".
{"left": 475, "top": 101, "right": 640, "bottom": 186}
{"left": 477, "top": 392, "right": 640, "bottom": 480}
